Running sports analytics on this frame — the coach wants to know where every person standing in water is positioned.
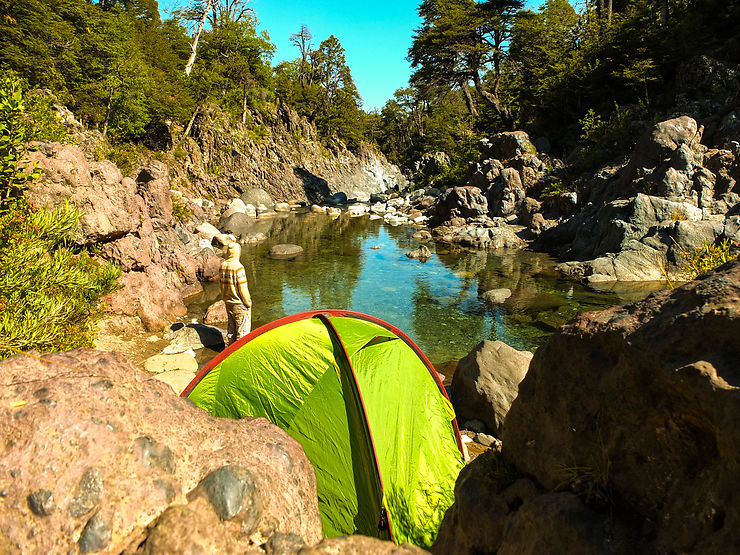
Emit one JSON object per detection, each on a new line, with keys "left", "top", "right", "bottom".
{"left": 219, "top": 242, "right": 252, "bottom": 346}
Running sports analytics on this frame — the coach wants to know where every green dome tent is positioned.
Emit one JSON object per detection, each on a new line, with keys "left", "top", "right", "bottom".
{"left": 182, "top": 309, "right": 466, "bottom": 548}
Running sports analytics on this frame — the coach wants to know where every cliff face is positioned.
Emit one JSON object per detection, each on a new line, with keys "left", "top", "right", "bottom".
{"left": 171, "top": 102, "right": 406, "bottom": 203}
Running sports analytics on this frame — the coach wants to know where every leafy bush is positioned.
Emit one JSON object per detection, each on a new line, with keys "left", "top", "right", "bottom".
{"left": 0, "top": 75, "right": 42, "bottom": 211}
{"left": 680, "top": 239, "right": 739, "bottom": 280}
{"left": 0, "top": 201, "right": 121, "bottom": 358}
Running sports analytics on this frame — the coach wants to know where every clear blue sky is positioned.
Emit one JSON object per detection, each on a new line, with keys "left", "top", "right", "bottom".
{"left": 160, "top": 0, "right": 545, "bottom": 112}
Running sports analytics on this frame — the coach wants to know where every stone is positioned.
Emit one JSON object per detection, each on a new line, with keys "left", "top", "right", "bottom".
{"left": 78, "top": 510, "right": 112, "bottom": 553}
{"left": 498, "top": 493, "right": 638, "bottom": 555}
{"left": 152, "top": 369, "right": 197, "bottom": 396}
{"left": 27, "top": 489, "right": 55, "bottom": 517}
{"left": 26, "top": 143, "right": 141, "bottom": 244}
{"left": 485, "top": 131, "right": 537, "bottom": 160}
{"left": 225, "top": 198, "right": 247, "bottom": 213}
{"left": 406, "top": 245, "right": 432, "bottom": 262}
{"left": 143, "top": 352, "right": 198, "bottom": 375}
{"left": 310, "top": 204, "right": 326, "bottom": 213}
{"left": 412, "top": 230, "right": 432, "bottom": 242}
{"left": 428, "top": 186, "right": 489, "bottom": 226}
{"left": 163, "top": 323, "right": 225, "bottom": 354}
{"left": 633, "top": 115, "right": 701, "bottom": 169}
{"left": 326, "top": 191, "right": 348, "bottom": 206}
{"left": 479, "top": 288, "right": 512, "bottom": 305}
{"left": 451, "top": 340, "right": 533, "bottom": 437}
{"left": 240, "top": 188, "right": 274, "bottom": 209}
{"left": 204, "top": 300, "right": 228, "bottom": 325}
{"left": 136, "top": 163, "right": 173, "bottom": 224}
{"left": 275, "top": 202, "right": 291, "bottom": 212}
{"left": 103, "top": 266, "right": 188, "bottom": 332}
{"left": 0, "top": 349, "right": 323, "bottom": 553}
{"left": 433, "top": 451, "right": 538, "bottom": 555}
{"left": 301, "top": 536, "right": 428, "bottom": 554}
{"left": 269, "top": 244, "right": 304, "bottom": 259}
{"left": 504, "top": 259, "right": 740, "bottom": 554}
{"left": 219, "top": 212, "right": 254, "bottom": 237}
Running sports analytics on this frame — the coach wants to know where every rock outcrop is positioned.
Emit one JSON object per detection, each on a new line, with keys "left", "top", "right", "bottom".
{"left": 0, "top": 349, "right": 323, "bottom": 553}
{"left": 26, "top": 141, "right": 222, "bottom": 332}
{"left": 176, "top": 103, "right": 406, "bottom": 204}
{"left": 537, "top": 114, "right": 740, "bottom": 281}
{"left": 435, "top": 259, "right": 740, "bottom": 554}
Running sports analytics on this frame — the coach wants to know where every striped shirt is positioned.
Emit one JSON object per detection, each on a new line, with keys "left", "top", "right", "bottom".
{"left": 220, "top": 262, "right": 252, "bottom": 307}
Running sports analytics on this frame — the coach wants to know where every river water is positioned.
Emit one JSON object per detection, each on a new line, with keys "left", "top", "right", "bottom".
{"left": 188, "top": 211, "right": 665, "bottom": 370}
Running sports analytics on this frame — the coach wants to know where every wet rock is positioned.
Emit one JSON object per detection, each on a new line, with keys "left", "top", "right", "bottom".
{"left": 27, "top": 489, "right": 55, "bottom": 516}
{"left": 479, "top": 288, "right": 512, "bottom": 305}
{"left": 406, "top": 245, "right": 432, "bottom": 262}
{"left": 68, "top": 468, "right": 103, "bottom": 518}
{"left": 412, "top": 230, "right": 432, "bottom": 242}
{"left": 451, "top": 340, "right": 532, "bottom": 437}
{"left": 269, "top": 244, "right": 304, "bottom": 259}
{"left": 78, "top": 510, "right": 112, "bottom": 553}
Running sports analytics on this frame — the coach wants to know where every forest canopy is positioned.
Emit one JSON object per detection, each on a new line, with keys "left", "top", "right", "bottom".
{"left": 1, "top": 0, "right": 739, "bottom": 171}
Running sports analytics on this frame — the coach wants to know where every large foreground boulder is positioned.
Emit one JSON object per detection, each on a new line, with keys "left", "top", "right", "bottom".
{"left": 0, "top": 349, "right": 323, "bottom": 553}
{"left": 504, "top": 258, "right": 740, "bottom": 553}
{"left": 434, "top": 259, "right": 740, "bottom": 554}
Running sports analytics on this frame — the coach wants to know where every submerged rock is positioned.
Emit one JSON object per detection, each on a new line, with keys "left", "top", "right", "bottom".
{"left": 269, "top": 244, "right": 304, "bottom": 259}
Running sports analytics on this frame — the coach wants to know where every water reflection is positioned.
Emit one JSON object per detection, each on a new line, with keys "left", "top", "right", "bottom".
{"left": 189, "top": 212, "right": 665, "bottom": 366}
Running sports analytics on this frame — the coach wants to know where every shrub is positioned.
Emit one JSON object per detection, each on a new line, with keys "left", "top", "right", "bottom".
{"left": 0, "top": 75, "right": 41, "bottom": 211}
{"left": 0, "top": 201, "right": 121, "bottom": 359}
{"left": 680, "top": 239, "right": 739, "bottom": 280}
{"left": 171, "top": 195, "right": 192, "bottom": 224}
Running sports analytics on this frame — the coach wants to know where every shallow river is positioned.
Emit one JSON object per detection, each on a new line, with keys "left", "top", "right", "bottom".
{"left": 188, "top": 211, "right": 665, "bottom": 370}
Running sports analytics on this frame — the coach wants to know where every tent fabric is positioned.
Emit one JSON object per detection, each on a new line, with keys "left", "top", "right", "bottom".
{"left": 182, "top": 309, "right": 465, "bottom": 548}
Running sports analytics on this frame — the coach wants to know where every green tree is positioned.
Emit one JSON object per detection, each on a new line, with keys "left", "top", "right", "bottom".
{"left": 409, "top": 0, "right": 523, "bottom": 129}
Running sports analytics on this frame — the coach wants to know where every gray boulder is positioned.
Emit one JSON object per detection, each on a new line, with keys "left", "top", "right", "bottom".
{"left": 450, "top": 340, "right": 533, "bottom": 437}
{"left": 240, "top": 188, "right": 274, "bottom": 209}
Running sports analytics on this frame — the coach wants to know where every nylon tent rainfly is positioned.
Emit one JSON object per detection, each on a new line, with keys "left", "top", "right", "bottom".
{"left": 182, "top": 309, "right": 466, "bottom": 548}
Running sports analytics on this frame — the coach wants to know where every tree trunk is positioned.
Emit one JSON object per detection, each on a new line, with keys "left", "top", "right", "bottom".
{"left": 184, "top": 104, "right": 201, "bottom": 137}
{"left": 102, "top": 89, "right": 113, "bottom": 137}
{"left": 472, "top": 73, "right": 514, "bottom": 130}
{"left": 242, "top": 83, "right": 248, "bottom": 125}
{"left": 607, "top": 0, "right": 613, "bottom": 24}
{"left": 461, "top": 82, "right": 478, "bottom": 117}
{"left": 184, "top": 0, "right": 213, "bottom": 76}
{"left": 660, "top": 0, "right": 668, "bottom": 24}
